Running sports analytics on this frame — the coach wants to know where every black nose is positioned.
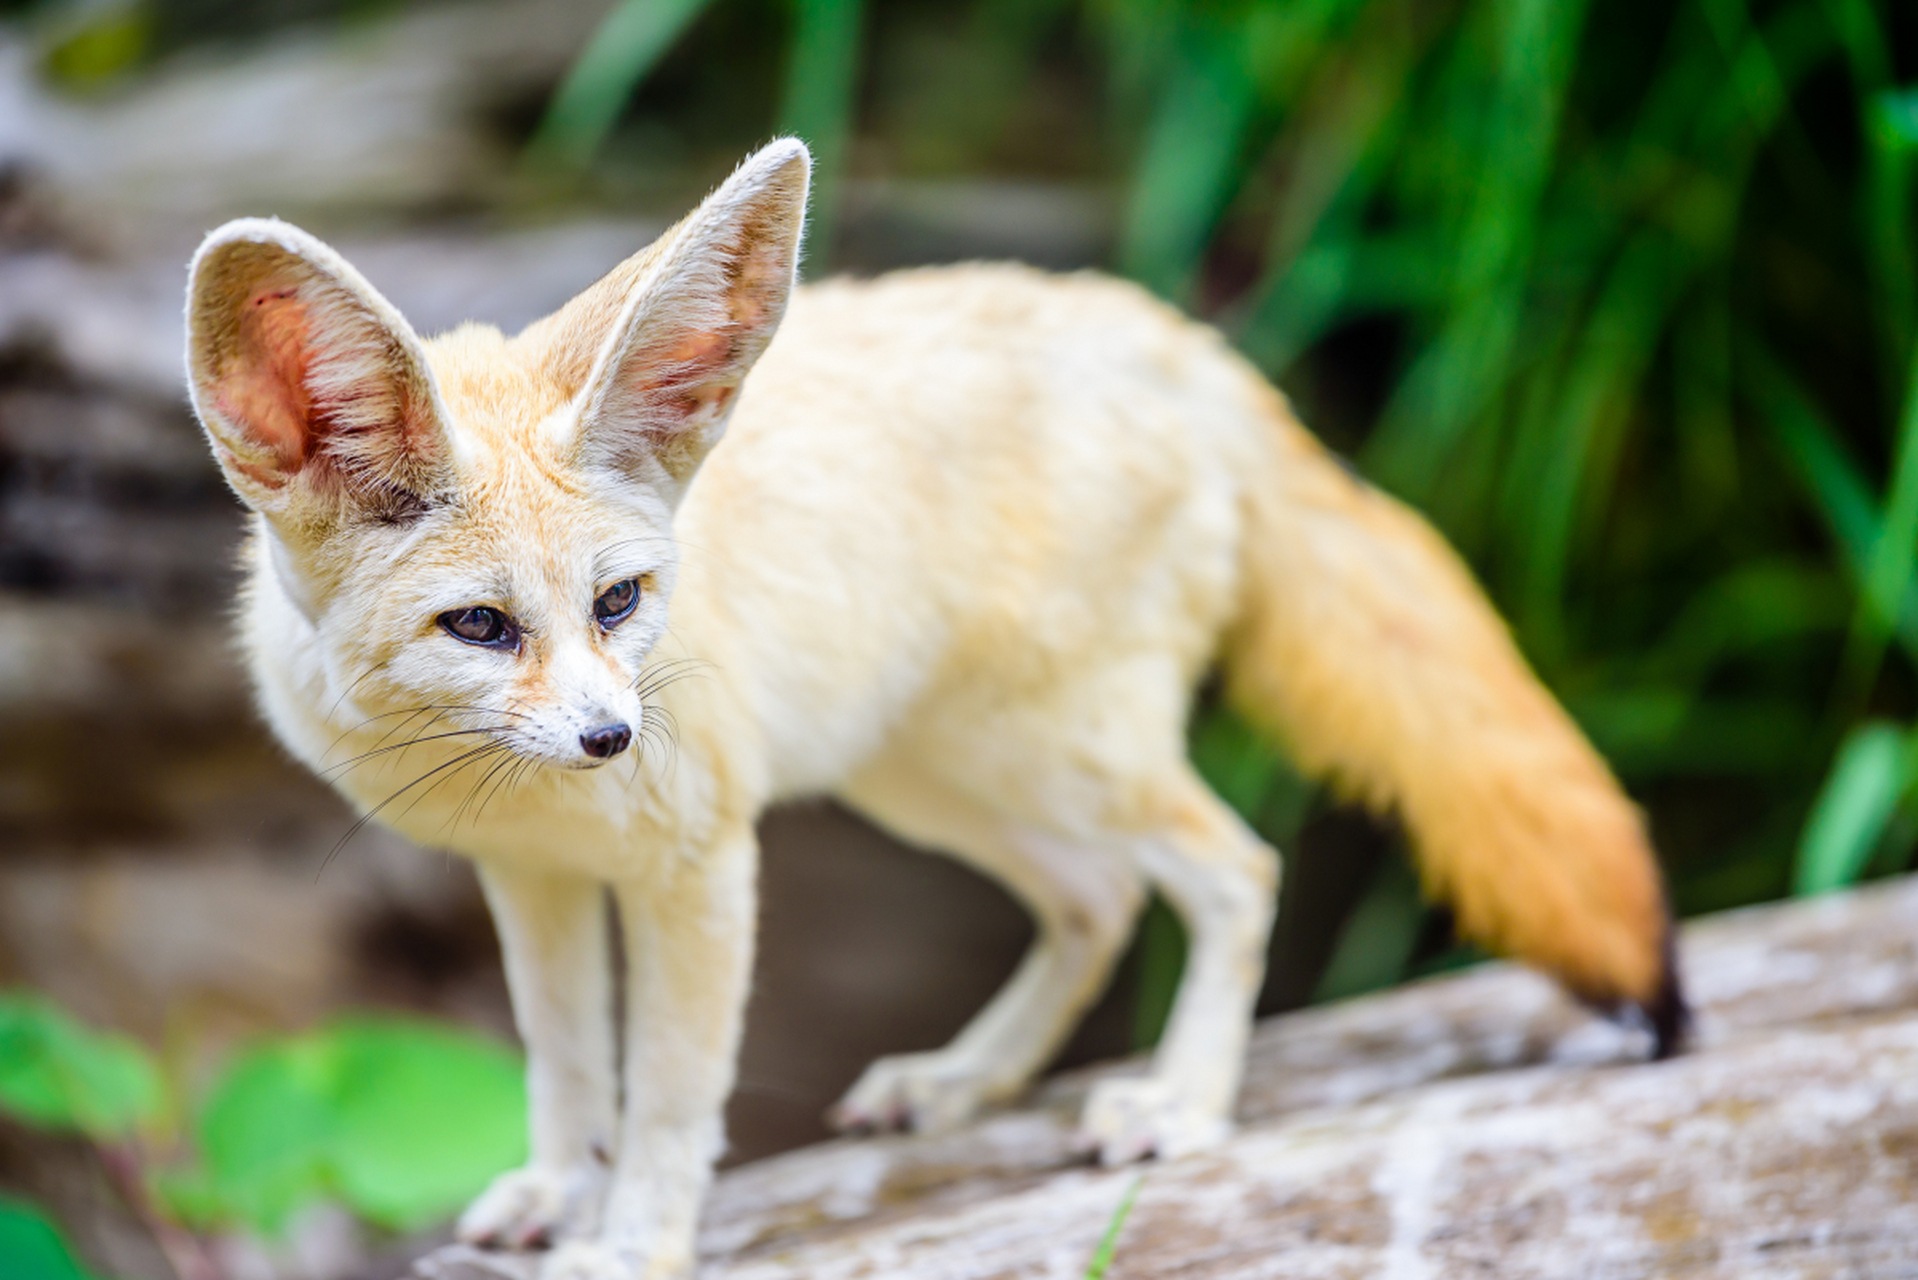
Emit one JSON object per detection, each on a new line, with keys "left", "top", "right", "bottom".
{"left": 580, "top": 723, "right": 632, "bottom": 759}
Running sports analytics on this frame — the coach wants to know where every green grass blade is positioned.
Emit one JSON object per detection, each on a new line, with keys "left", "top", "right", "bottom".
{"left": 1231, "top": 9, "right": 1426, "bottom": 368}
{"left": 1865, "top": 88, "right": 1918, "bottom": 395}
{"left": 1116, "top": 17, "right": 1258, "bottom": 300}
{"left": 525, "top": 0, "right": 714, "bottom": 170}
{"left": 1745, "top": 339, "right": 1918, "bottom": 668}
{"left": 1794, "top": 720, "right": 1912, "bottom": 895}
{"left": 1636, "top": 559, "right": 1847, "bottom": 682}
{"left": 1671, "top": 290, "right": 1740, "bottom": 520}
{"left": 1745, "top": 340, "right": 1882, "bottom": 573}
{"left": 1572, "top": 691, "right": 1818, "bottom": 777}
{"left": 777, "top": 0, "right": 868, "bottom": 268}
{"left": 1508, "top": 233, "right": 1689, "bottom": 649}
{"left": 1365, "top": 0, "right": 1593, "bottom": 493}
{"left": 1083, "top": 1175, "right": 1144, "bottom": 1280}
{"left": 1817, "top": 0, "right": 1891, "bottom": 92}
{"left": 1839, "top": 338, "right": 1918, "bottom": 696}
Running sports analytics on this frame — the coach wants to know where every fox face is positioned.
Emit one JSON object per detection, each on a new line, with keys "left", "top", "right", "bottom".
{"left": 266, "top": 415, "right": 685, "bottom": 772}
{"left": 185, "top": 144, "right": 809, "bottom": 776}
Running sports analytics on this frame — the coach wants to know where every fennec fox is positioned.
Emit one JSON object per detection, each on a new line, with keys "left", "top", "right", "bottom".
{"left": 186, "top": 139, "right": 1683, "bottom": 1278}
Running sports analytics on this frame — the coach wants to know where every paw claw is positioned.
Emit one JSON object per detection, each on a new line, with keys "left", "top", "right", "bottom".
{"left": 1075, "top": 1077, "right": 1229, "bottom": 1166}
{"left": 459, "top": 1164, "right": 605, "bottom": 1252}
{"left": 828, "top": 1051, "right": 1001, "bottom": 1137}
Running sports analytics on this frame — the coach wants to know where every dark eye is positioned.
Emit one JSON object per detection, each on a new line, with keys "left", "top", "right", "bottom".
{"left": 438, "top": 606, "right": 519, "bottom": 650}
{"left": 594, "top": 578, "right": 640, "bottom": 627}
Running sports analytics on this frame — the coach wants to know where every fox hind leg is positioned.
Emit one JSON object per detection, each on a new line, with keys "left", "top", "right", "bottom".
{"left": 831, "top": 758, "right": 1147, "bottom": 1136}
{"left": 1078, "top": 768, "right": 1278, "bottom": 1163}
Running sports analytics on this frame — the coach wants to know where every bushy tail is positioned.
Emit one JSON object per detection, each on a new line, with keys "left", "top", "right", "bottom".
{"left": 1224, "top": 402, "right": 1686, "bottom": 1055}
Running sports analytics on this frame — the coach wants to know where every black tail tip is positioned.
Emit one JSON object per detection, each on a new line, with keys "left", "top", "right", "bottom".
{"left": 1641, "top": 925, "right": 1690, "bottom": 1060}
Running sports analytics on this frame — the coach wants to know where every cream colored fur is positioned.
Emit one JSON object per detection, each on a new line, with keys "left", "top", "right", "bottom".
{"left": 185, "top": 140, "right": 1675, "bottom": 1280}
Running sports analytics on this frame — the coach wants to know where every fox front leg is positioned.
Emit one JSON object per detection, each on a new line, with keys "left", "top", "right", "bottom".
{"left": 462, "top": 863, "right": 619, "bottom": 1250}
{"left": 541, "top": 824, "right": 758, "bottom": 1280}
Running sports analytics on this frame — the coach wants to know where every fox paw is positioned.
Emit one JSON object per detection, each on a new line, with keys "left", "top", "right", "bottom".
{"left": 1073, "top": 1077, "right": 1229, "bottom": 1165}
{"left": 540, "top": 1240, "right": 687, "bottom": 1280}
{"left": 828, "top": 1051, "right": 1001, "bottom": 1135}
{"left": 458, "top": 1164, "right": 605, "bottom": 1251}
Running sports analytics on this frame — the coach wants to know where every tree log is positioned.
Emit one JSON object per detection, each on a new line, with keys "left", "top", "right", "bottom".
{"left": 418, "top": 876, "right": 1918, "bottom": 1278}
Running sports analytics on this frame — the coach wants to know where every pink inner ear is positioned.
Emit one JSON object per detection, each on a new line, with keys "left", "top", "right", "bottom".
{"left": 630, "top": 328, "right": 736, "bottom": 430}
{"left": 213, "top": 291, "right": 315, "bottom": 484}
{"left": 728, "top": 238, "right": 786, "bottom": 328}
{"left": 663, "top": 328, "right": 731, "bottom": 369}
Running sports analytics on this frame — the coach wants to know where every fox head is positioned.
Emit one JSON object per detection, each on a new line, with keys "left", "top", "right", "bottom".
{"left": 185, "top": 140, "right": 809, "bottom": 772}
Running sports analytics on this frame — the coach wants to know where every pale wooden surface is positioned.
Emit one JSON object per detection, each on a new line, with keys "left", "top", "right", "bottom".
{"left": 420, "top": 877, "right": 1918, "bottom": 1279}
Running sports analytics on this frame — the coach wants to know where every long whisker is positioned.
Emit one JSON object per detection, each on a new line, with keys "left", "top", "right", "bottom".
{"left": 474, "top": 753, "right": 533, "bottom": 825}
{"left": 632, "top": 658, "right": 713, "bottom": 702}
{"left": 636, "top": 705, "right": 680, "bottom": 787}
{"left": 504, "top": 756, "right": 537, "bottom": 805}
{"left": 447, "top": 749, "right": 514, "bottom": 833}
{"left": 320, "top": 724, "right": 521, "bottom": 780}
{"left": 363, "top": 707, "right": 447, "bottom": 757}
{"left": 317, "top": 741, "right": 506, "bottom": 880}
{"left": 324, "top": 665, "right": 385, "bottom": 728}
{"left": 630, "top": 656, "right": 706, "bottom": 690}
{"left": 322, "top": 703, "right": 532, "bottom": 761}
{"left": 406, "top": 744, "right": 509, "bottom": 830}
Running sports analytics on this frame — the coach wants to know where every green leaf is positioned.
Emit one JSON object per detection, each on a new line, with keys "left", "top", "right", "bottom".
{"left": 195, "top": 1018, "right": 526, "bottom": 1235}
{"left": 1793, "top": 721, "right": 1912, "bottom": 896}
{"left": 0, "top": 1196, "right": 102, "bottom": 1280}
{"left": 0, "top": 993, "right": 162, "bottom": 1140}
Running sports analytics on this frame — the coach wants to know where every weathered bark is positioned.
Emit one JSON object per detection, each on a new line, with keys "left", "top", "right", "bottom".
{"left": 420, "top": 877, "right": 1918, "bottom": 1279}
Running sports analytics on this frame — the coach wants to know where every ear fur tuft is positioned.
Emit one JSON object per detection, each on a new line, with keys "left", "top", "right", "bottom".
{"left": 185, "top": 218, "right": 451, "bottom": 523}
{"left": 565, "top": 139, "right": 811, "bottom": 493}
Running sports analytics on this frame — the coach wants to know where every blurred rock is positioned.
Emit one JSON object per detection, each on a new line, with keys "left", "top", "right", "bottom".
{"left": 417, "top": 875, "right": 1918, "bottom": 1280}
{"left": 0, "top": 0, "right": 613, "bottom": 242}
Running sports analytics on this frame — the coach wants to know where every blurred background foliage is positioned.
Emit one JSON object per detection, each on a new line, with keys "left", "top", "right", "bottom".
{"left": 0, "top": 993, "right": 524, "bottom": 1278}
{"left": 7, "top": 0, "right": 1918, "bottom": 1066}
{"left": 1, "top": 0, "right": 1916, "bottom": 1269}
{"left": 471, "top": 0, "right": 1917, "bottom": 1000}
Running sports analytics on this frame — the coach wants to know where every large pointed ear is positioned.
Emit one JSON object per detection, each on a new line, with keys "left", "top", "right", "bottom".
{"left": 565, "top": 139, "right": 810, "bottom": 496}
{"left": 185, "top": 219, "right": 452, "bottom": 524}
